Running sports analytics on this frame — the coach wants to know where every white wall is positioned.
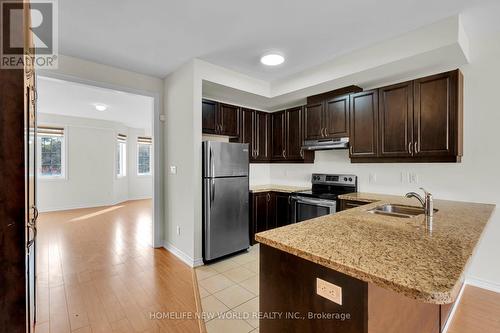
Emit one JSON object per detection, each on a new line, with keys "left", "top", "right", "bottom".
{"left": 248, "top": 31, "right": 500, "bottom": 288}
{"left": 163, "top": 61, "right": 197, "bottom": 263}
{"left": 37, "top": 113, "right": 152, "bottom": 212}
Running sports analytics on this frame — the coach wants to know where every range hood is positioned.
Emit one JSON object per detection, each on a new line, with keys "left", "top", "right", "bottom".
{"left": 302, "top": 137, "right": 349, "bottom": 151}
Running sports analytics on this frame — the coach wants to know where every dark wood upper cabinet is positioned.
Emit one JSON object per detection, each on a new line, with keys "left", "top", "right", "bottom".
{"left": 304, "top": 103, "right": 324, "bottom": 140}
{"left": 413, "top": 70, "right": 462, "bottom": 159}
{"left": 378, "top": 81, "right": 413, "bottom": 157}
{"left": 202, "top": 100, "right": 239, "bottom": 137}
{"left": 239, "top": 108, "right": 255, "bottom": 158}
{"left": 218, "top": 103, "right": 239, "bottom": 136}
{"left": 285, "top": 107, "right": 304, "bottom": 160}
{"left": 271, "top": 111, "right": 287, "bottom": 160}
{"left": 202, "top": 99, "right": 218, "bottom": 134}
{"left": 255, "top": 111, "right": 271, "bottom": 161}
{"left": 325, "top": 94, "right": 350, "bottom": 138}
{"left": 349, "top": 90, "right": 379, "bottom": 158}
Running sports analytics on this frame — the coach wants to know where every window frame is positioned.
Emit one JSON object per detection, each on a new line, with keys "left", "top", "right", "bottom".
{"left": 116, "top": 134, "right": 127, "bottom": 178}
{"left": 136, "top": 137, "right": 152, "bottom": 176}
{"left": 37, "top": 125, "right": 67, "bottom": 181}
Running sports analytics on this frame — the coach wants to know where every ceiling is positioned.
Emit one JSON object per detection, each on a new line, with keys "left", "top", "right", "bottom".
{"left": 37, "top": 77, "right": 154, "bottom": 129}
{"left": 59, "top": 0, "right": 499, "bottom": 81}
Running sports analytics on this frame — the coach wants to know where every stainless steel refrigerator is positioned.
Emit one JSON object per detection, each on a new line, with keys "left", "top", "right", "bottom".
{"left": 202, "top": 141, "right": 250, "bottom": 261}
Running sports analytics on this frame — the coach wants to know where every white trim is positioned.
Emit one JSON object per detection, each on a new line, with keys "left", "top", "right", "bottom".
{"left": 442, "top": 283, "right": 466, "bottom": 333}
{"left": 38, "top": 71, "right": 163, "bottom": 248}
{"left": 465, "top": 277, "right": 500, "bottom": 293}
{"left": 163, "top": 241, "right": 204, "bottom": 267}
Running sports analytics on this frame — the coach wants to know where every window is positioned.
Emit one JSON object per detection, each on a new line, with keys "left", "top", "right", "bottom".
{"left": 116, "top": 134, "right": 127, "bottom": 177}
{"left": 38, "top": 126, "right": 65, "bottom": 178}
{"left": 137, "top": 136, "right": 152, "bottom": 175}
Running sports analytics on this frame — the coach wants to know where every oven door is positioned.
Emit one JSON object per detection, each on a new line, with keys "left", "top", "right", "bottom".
{"left": 291, "top": 196, "right": 337, "bottom": 223}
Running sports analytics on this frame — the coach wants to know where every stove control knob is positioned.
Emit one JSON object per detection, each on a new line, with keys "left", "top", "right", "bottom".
{"left": 343, "top": 177, "right": 347, "bottom": 181}
{"left": 349, "top": 177, "right": 353, "bottom": 182}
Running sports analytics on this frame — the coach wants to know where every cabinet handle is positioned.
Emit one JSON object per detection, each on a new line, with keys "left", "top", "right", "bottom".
{"left": 321, "top": 128, "right": 325, "bottom": 137}
{"left": 414, "top": 142, "right": 418, "bottom": 154}
{"left": 323, "top": 128, "right": 328, "bottom": 137}
{"left": 349, "top": 146, "right": 353, "bottom": 156}
{"left": 408, "top": 142, "right": 413, "bottom": 155}
{"left": 267, "top": 193, "right": 271, "bottom": 202}
{"left": 300, "top": 149, "right": 304, "bottom": 158}
{"left": 282, "top": 150, "right": 286, "bottom": 159}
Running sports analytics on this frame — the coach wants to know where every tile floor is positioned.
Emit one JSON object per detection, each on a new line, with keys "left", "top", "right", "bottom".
{"left": 196, "top": 245, "right": 260, "bottom": 333}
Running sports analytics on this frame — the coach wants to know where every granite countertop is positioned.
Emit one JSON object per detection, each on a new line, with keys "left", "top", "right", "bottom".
{"left": 256, "top": 192, "right": 496, "bottom": 304}
{"left": 250, "top": 184, "right": 310, "bottom": 193}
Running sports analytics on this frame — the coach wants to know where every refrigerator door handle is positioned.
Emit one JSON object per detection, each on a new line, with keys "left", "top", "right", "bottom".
{"left": 211, "top": 179, "right": 216, "bottom": 205}
{"left": 209, "top": 146, "right": 214, "bottom": 177}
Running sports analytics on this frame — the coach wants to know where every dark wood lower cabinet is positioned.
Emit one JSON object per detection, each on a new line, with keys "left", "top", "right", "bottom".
{"left": 259, "top": 244, "right": 456, "bottom": 333}
{"left": 250, "top": 191, "right": 291, "bottom": 245}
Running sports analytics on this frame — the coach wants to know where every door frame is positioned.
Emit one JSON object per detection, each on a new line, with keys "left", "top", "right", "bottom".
{"left": 36, "top": 71, "right": 163, "bottom": 248}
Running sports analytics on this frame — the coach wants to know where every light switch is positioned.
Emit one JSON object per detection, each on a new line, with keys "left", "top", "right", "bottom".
{"left": 170, "top": 166, "right": 177, "bottom": 174}
{"left": 316, "top": 278, "right": 342, "bottom": 305}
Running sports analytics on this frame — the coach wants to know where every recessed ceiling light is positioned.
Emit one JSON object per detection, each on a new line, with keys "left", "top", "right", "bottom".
{"left": 94, "top": 104, "right": 107, "bottom": 111}
{"left": 260, "top": 53, "right": 285, "bottom": 66}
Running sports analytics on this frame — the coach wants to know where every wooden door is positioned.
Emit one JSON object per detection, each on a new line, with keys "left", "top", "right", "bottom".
{"left": 304, "top": 102, "right": 324, "bottom": 140}
{"left": 218, "top": 103, "right": 239, "bottom": 137}
{"left": 271, "top": 111, "right": 286, "bottom": 160}
{"left": 349, "top": 90, "right": 379, "bottom": 158}
{"left": 255, "top": 111, "right": 270, "bottom": 161}
{"left": 275, "top": 193, "right": 290, "bottom": 227}
{"left": 240, "top": 108, "right": 255, "bottom": 160}
{"left": 413, "top": 71, "right": 459, "bottom": 157}
{"left": 202, "top": 99, "right": 218, "bottom": 134}
{"left": 325, "top": 94, "right": 350, "bottom": 138}
{"left": 285, "top": 107, "right": 304, "bottom": 160}
{"left": 378, "top": 81, "right": 413, "bottom": 157}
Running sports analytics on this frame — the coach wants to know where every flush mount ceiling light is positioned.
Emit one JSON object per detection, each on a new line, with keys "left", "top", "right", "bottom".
{"left": 260, "top": 53, "right": 285, "bottom": 66}
{"left": 94, "top": 104, "right": 108, "bottom": 111}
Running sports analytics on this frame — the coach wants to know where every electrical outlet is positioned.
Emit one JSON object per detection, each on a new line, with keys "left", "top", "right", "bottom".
{"left": 176, "top": 226, "right": 181, "bottom": 235}
{"left": 409, "top": 173, "right": 419, "bottom": 184}
{"left": 369, "top": 173, "right": 377, "bottom": 184}
{"left": 400, "top": 172, "right": 407, "bottom": 184}
{"left": 170, "top": 166, "right": 177, "bottom": 174}
{"left": 316, "top": 278, "right": 342, "bottom": 305}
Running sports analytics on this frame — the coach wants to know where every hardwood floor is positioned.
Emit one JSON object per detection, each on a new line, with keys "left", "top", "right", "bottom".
{"left": 35, "top": 199, "right": 202, "bottom": 333}
{"left": 448, "top": 285, "right": 500, "bottom": 333}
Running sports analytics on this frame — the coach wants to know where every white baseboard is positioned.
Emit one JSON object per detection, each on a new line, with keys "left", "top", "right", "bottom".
{"left": 163, "top": 241, "right": 203, "bottom": 267}
{"left": 465, "top": 277, "right": 500, "bottom": 293}
{"left": 38, "top": 197, "right": 152, "bottom": 213}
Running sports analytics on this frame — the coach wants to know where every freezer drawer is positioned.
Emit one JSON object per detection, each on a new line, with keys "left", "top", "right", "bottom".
{"left": 203, "top": 141, "right": 249, "bottom": 178}
{"left": 203, "top": 177, "right": 249, "bottom": 261}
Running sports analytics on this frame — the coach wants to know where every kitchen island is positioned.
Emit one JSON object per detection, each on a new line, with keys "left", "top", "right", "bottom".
{"left": 255, "top": 193, "right": 495, "bottom": 333}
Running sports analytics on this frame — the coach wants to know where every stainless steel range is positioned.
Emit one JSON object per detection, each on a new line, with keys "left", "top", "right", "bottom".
{"left": 290, "top": 173, "right": 357, "bottom": 223}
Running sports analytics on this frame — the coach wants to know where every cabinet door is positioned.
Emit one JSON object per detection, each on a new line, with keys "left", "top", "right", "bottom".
{"left": 253, "top": 192, "right": 269, "bottom": 234}
{"left": 325, "top": 95, "right": 350, "bottom": 138}
{"left": 413, "top": 71, "right": 458, "bottom": 157}
{"left": 285, "top": 107, "right": 304, "bottom": 160}
{"left": 349, "top": 90, "right": 379, "bottom": 158}
{"left": 267, "top": 192, "right": 277, "bottom": 230}
{"left": 219, "top": 103, "right": 239, "bottom": 137}
{"left": 202, "top": 99, "right": 218, "bottom": 134}
{"left": 271, "top": 111, "right": 286, "bottom": 160}
{"left": 378, "top": 82, "right": 413, "bottom": 157}
{"left": 304, "top": 102, "right": 324, "bottom": 140}
{"left": 240, "top": 108, "right": 255, "bottom": 159}
{"left": 275, "top": 193, "right": 290, "bottom": 227}
{"left": 255, "top": 111, "right": 271, "bottom": 161}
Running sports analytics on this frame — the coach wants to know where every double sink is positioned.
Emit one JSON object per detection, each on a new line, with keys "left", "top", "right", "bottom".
{"left": 368, "top": 204, "right": 438, "bottom": 219}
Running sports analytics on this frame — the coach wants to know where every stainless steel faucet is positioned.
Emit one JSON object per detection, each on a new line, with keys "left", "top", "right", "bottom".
{"left": 405, "top": 188, "right": 434, "bottom": 217}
